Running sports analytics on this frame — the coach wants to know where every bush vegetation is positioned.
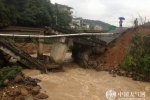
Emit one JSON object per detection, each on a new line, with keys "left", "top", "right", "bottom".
{"left": 122, "top": 33, "right": 150, "bottom": 81}
{"left": 0, "top": 67, "right": 22, "bottom": 86}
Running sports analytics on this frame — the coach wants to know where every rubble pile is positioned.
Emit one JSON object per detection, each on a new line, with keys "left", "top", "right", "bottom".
{"left": 0, "top": 69, "right": 48, "bottom": 100}
{"left": 72, "top": 42, "right": 106, "bottom": 70}
{"left": 108, "top": 68, "right": 150, "bottom": 82}
{"left": 0, "top": 39, "right": 47, "bottom": 73}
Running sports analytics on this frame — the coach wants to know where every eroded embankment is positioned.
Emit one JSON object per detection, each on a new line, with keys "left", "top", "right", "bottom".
{"left": 98, "top": 27, "right": 150, "bottom": 68}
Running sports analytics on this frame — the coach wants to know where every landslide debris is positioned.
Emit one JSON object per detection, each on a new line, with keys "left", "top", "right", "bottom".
{"left": 0, "top": 67, "right": 48, "bottom": 100}
{"left": 99, "top": 27, "right": 150, "bottom": 68}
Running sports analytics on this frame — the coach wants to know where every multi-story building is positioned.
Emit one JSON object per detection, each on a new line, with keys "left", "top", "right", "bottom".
{"left": 94, "top": 25, "right": 103, "bottom": 30}
{"left": 71, "top": 17, "right": 90, "bottom": 30}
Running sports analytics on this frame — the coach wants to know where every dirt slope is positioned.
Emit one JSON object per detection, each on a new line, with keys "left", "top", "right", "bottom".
{"left": 99, "top": 27, "right": 150, "bottom": 68}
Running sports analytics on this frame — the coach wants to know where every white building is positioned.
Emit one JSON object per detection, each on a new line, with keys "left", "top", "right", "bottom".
{"left": 94, "top": 25, "right": 103, "bottom": 30}
{"left": 71, "top": 17, "right": 90, "bottom": 30}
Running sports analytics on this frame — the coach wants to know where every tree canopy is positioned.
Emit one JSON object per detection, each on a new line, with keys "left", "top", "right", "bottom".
{"left": 0, "top": 0, "right": 72, "bottom": 27}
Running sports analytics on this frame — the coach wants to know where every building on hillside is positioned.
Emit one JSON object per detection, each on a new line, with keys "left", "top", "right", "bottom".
{"left": 70, "top": 17, "right": 82, "bottom": 29}
{"left": 72, "top": 17, "right": 82, "bottom": 26}
{"left": 82, "top": 22, "right": 90, "bottom": 30}
{"left": 71, "top": 17, "right": 90, "bottom": 30}
{"left": 55, "top": 3, "right": 73, "bottom": 14}
{"left": 94, "top": 25, "right": 103, "bottom": 30}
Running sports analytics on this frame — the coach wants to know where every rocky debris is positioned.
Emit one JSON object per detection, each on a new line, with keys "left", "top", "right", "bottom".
{"left": 119, "top": 70, "right": 126, "bottom": 76}
{"left": 0, "top": 75, "right": 48, "bottom": 100}
{"left": 23, "top": 77, "right": 41, "bottom": 86}
{"left": 108, "top": 68, "right": 150, "bottom": 82}
{"left": 21, "top": 88, "right": 29, "bottom": 96}
{"left": 35, "top": 93, "right": 49, "bottom": 99}
{"left": 3, "top": 79, "right": 9, "bottom": 86}
{"left": 109, "top": 69, "right": 117, "bottom": 77}
{"left": 32, "top": 86, "right": 41, "bottom": 95}
{"left": 109, "top": 68, "right": 127, "bottom": 77}
{"left": 7, "top": 87, "right": 20, "bottom": 96}
{"left": 72, "top": 42, "right": 108, "bottom": 71}
{"left": 0, "top": 85, "right": 48, "bottom": 100}
{"left": 25, "top": 95, "right": 34, "bottom": 100}
{"left": 15, "top": 75, "right": 23, "bottom": 83}
{"left": 126, "top": 72, "right": 133, "bottom": 78}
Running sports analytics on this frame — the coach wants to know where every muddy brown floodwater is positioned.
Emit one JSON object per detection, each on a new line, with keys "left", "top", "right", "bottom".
{"left": 22, "top": 63, "right": 150, "bottom": 100}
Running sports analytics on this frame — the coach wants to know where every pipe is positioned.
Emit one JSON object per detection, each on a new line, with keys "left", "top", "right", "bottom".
{"left": 0, "top": 33, "right": 113, "bottom": 38}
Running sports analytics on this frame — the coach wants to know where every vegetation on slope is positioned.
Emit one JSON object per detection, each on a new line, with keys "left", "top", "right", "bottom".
{"left": 122, "top": 33, "right": 150, "bottom": 81}
{"left": 0, "top": 67, "right": 21, "bottom": 86}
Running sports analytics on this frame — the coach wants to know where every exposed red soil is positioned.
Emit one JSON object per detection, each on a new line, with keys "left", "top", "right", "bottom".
{"left": 99, "top": 27, "right": 150, "bottom": 68}
{"left": 16, "top": 43, "right": 51, "bottom": 54}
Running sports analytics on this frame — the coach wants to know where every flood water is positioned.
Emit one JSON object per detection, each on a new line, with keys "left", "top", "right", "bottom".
{"left": 23, "top": 64, "right": 150, "bottom": 100}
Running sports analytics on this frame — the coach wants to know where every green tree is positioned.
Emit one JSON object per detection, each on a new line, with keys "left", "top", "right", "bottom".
{"left": 56, "top": 11, "right": 72, "bottom": 27}
{"left": 0, "top": 0, "right": 11, "bottom": 27}
{"left": 0, "top": 0, "right": 72, "bottom": 27}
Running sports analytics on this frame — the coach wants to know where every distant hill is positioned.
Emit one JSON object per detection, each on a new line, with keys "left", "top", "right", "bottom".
{"left": 82, "top": 19, "right": 116, "bottom": 31}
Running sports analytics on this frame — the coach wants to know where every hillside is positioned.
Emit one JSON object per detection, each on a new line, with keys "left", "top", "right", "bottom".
{"left": 83, "top": 19, "right": 116, "bottom": 31}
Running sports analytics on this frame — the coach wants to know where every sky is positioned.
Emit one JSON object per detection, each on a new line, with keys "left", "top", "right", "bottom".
{"left": 51, "top": 0, "right": 150, "bottom": 27}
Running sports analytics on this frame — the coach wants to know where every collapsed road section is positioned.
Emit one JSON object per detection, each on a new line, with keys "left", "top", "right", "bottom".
{"left": 72, "top": 27, "right": 129, "bottom": 69}
{"left": 0, "top": 38, "right": 46, "bottom": 73}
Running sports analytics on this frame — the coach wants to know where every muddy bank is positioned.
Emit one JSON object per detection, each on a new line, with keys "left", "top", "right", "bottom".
{"left": 23, "top": 64, "right": 150, "bottom": 100}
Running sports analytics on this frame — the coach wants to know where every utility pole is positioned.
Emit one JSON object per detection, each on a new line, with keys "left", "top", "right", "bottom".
{"left": 55, "top": 16, "right": 58, "bottom": 25}
{"left": 37, "top": 31, "right": 44, "bottom": 58}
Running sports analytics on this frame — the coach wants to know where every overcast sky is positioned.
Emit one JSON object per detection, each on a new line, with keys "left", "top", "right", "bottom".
{"left": 51, "top": 0, "right": 150, "bottom": 27}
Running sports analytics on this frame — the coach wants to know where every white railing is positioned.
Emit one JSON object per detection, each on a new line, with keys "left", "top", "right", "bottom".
{"left": 0, "top": 33, "right": 113, "bottom": 38}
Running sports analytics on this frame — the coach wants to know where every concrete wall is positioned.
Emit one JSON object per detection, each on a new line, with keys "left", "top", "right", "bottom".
{"left": 50, "top": 43, "right": 68, "bottom": 64}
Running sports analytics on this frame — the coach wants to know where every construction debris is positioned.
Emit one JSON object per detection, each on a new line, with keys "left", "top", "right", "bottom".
{"left": 0, "top": 39, "right": 46, "bottom": 73}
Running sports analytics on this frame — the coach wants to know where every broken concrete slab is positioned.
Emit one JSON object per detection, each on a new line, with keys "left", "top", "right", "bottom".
{"left": 0, "top": 39, "right": 46, "bottom": 73}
